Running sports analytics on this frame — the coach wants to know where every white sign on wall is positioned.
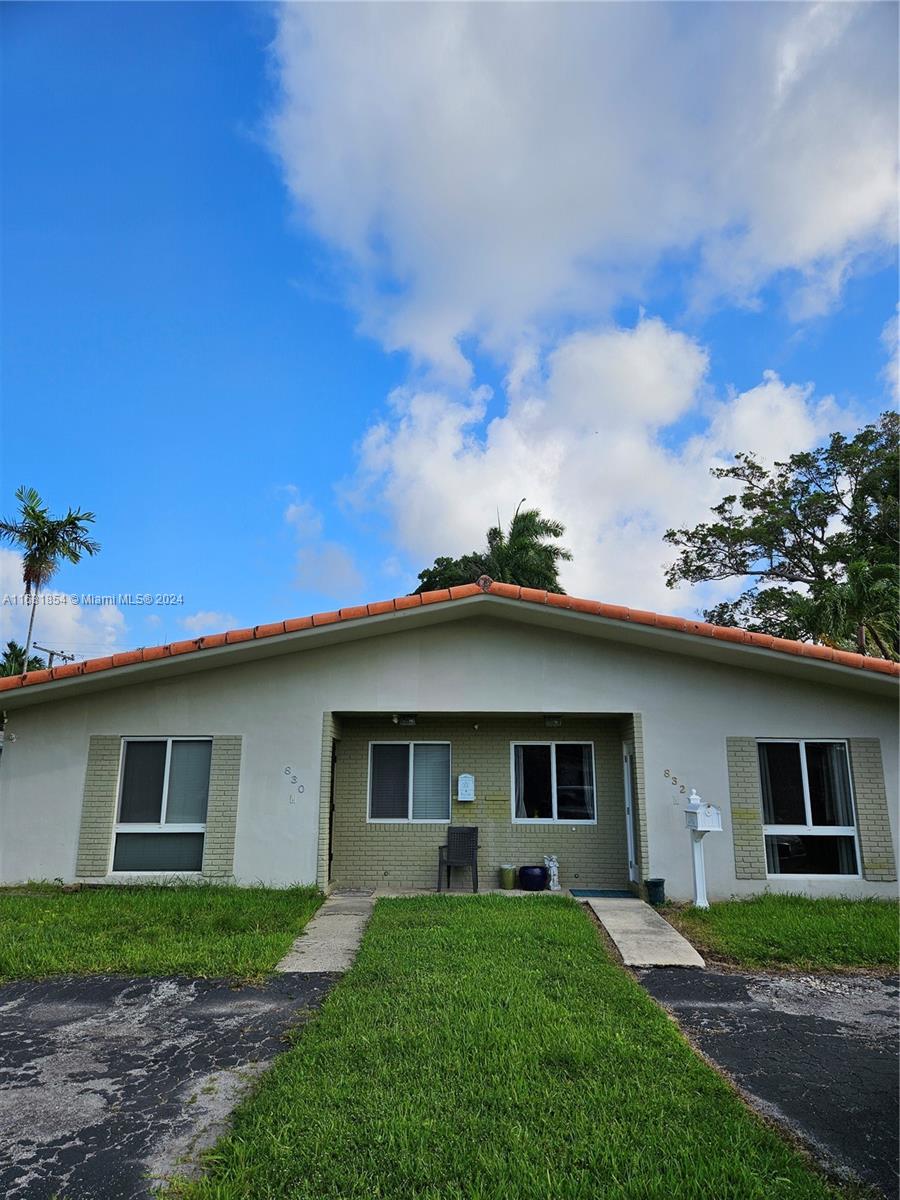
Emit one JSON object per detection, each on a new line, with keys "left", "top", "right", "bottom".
{"left": 457, "top": 773, "right": 475, "bottom": 802}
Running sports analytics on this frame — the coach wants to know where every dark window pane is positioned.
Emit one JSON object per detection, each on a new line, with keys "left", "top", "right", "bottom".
{"left": 758, "top": 743, "right": 805, "bottom": 825}
{"left": 805, "top": 743, "right": 854, "bottom": 826}
{"left": 113, "top": 832, "right": 204, "bottom": 871}
{"left": 765, "top": 835, "right": 857, "bottom": 875}
{"left": 166, "top": 741, "right": 211, "bottom": 823}
{"left": 119, "top": 741, "right": 166, "bottom": 823}
{"left": 370, "top": 744, "right": 409, "bottom": 819}
{"left": 514, "top": 745, "right": 553, "bottom": 819}
{"left": 555, "top": 744, "right": 595, "bottom": 821}
{"left": 411, "top": 744, "right": 450, "bottom": 821}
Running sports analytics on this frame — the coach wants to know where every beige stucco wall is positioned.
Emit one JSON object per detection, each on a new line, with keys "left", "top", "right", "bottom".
{"left": 329, "top": 715, "right": 628, "bottom": 891}
{"left": 0, "top": 613, "right": 896, "bottom": 899}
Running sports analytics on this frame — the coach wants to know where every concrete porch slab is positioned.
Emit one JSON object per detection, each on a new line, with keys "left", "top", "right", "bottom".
{"left": 276, "top": 891, "right": 374, "bottom": 974}
{"left": 585, "top": 897, "right": 705, "bottom": 968}
{"left": 373, "top": 887, "right": 562, "bottom": 898}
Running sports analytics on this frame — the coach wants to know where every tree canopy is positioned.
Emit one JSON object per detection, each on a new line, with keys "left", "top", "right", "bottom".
{"left": 415, "top": 503, "right": 572, "bottom": 594}
{"left": 664, "top": 411, "right": 899, "bottom": 658}
{"left": 0, "top": 641, "right": 45, "bottom": 677}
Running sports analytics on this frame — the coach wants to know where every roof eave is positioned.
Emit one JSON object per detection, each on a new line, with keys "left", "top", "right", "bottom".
{"left": 0, "top": 592, "right": 895, "bottom": 709}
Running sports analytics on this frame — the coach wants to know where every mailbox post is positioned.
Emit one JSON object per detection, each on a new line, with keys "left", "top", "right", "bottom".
{"left": 683, "top": 789, "right": 722, "bottom": 909}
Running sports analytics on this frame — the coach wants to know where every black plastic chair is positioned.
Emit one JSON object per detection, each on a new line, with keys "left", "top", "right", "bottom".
{"left": 437, "top": 826, "right": 479, "bottom": 892}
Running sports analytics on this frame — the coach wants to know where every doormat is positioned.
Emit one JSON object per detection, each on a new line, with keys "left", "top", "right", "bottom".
{"left": 569, "top": 889, "right": 634, "bottom": 898}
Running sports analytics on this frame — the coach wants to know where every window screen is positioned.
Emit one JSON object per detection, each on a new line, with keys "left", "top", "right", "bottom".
{"left": 514, "top": 745, "right": 553, "bottom": 819}
{"left": 113, "top": 832, "right": 204, "bottom": 872}
{"left": 764, "top": 835, "right": 857, "bottom": 875}
{"left": 370, "top": 744, "right": 410, "bottom": 819}
{"left": 119, "top": 741, "right": 167, "bottom": 822}
{"left": 411, "top": 744, "right": 451, "bottom": 820}
{"left": 805, "top": 742, "right": 853, "bottom": 826}
{"left": 758, "top": 742, "right": 805, "bottom": 825}
{"left": 555, "top": 744, "right": 595, "bottom": 821}
{"left": 166, "top": 740, "right": 212, "bottom": 823}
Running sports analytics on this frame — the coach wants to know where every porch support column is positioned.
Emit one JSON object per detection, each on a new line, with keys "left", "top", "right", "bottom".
{"left": 317, "top": 713, "right": 342, "bottom": 890}
{"left": 628, "top": 713, "right": 650, "bottom": 887}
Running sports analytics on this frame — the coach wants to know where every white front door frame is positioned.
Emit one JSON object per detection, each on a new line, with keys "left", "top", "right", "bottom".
{"left": 622, "top": 740, "right": 639, "bottom": 884}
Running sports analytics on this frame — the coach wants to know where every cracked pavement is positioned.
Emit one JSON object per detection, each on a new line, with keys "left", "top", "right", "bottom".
{"left": 0, "top": 973, "right": 336, "bottom": 1199}
{"left": 639, "top": 967, "right": 899, "bottom": 1198}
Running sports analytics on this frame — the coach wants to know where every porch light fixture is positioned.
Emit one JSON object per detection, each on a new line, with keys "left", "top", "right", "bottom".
{"left": 544, "top": 716, "right": 562, "bottom": 728}
{"left": 395, "top": 714, "right": 417, "bottom": 727}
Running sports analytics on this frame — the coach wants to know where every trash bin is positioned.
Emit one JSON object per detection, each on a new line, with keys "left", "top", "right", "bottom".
{"left": 499, "top": 864, "right": 517, "bottom": 890}
{"left": 645, "top": 878, "right": 666, "bottom": 906}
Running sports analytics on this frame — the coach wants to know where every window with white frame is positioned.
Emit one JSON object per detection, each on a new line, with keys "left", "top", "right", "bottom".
{"left": 368, "top": 742, "right": 451, "bottom": 822}
{"left": 512, "top": 742, "right": 596, "bottom": 823}
{"left": 758, "top": 740, "right": 858, "bottom": 876}
{"left": 113, "top": 738, "right": 212, "bottom": 871}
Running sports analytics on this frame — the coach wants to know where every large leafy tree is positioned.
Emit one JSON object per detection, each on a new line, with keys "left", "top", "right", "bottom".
{"left": 0, "top": 641, "right": 45, "bottom": 676}
{"left": 0, "top": 486, "right": 101, "bottom": 669}
{"left": 664, "top": 411, "right": 899, "bottom": 658}
{"left": 415, "top": 502, "right": 573, "bottom": 594}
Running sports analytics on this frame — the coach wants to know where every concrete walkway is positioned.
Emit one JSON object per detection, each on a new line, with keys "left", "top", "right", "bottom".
{"left": 585, "top": 897, "right": 705, "bottom": 968}
{"left": 276, "top": 890, "right": 374, "bottom": 974}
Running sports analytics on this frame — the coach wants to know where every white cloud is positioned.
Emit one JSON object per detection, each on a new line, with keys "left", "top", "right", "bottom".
{"left": 283, "top": 495, "right": 324, "bottom": 540}
{"left": 268, "top": 4, "right": 889, "bottom": 615}
{"left": 270, "top": 2, "right": 897, "bottom": 372}
{"left": 181, "top": 610, "right": 237, "bottom": 635}
{"left": 352, "top": 317, "right": 856, "bottom": 612}
{"left": 0, "top": 550, "right": 127, "bottom": 660}
{"left": 282, "top": 491, "right": 364, "bottom": 600}
{"left": 295, "top": 543, "right": 363, "bottom": 599}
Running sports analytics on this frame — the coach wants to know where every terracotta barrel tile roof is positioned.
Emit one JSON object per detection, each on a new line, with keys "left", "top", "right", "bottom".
{"left": 0, "top": 577, "right": 896, "bottom": 696}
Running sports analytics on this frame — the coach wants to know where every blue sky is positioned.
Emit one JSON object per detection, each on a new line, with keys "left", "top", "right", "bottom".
{"left": 1, "top": 2, "right": 897, "bottom": 659}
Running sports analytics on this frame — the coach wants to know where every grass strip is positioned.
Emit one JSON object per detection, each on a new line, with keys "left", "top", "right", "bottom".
{"left": 0, "top": 883, "right": 322, "bottom": 981}
{"left": 662, "top": 894, "right": 898, "bottom": 971}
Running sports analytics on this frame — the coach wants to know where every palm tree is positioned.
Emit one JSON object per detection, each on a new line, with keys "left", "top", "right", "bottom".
{"left": 481, "top": 501, "right": 573, "bottom": 591}
{"left": 415, "top": 501, "right": 573, "bottom": 594}
{"left": 0, "top": 641, "right": 45, "bottom": 676}
{"left": 800, "top": 560, "right": 899, "bottom": 659}
{"left": 0, "top": 486, "right": 100, "bottom": 669}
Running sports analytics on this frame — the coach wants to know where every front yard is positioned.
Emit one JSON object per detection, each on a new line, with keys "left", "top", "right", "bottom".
{"left": 661, "top": 894, "right": 898, "bottom": 971}
{"left": 167, "top": 896, "right": 847, "bottom": 1200}
{"left": 0, "top": 882, "right": 322, "bottom": 981}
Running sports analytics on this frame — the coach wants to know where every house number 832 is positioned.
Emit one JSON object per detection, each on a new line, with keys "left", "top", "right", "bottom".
{"left": 663, "top": 769, "right": 686, "bottom": 794}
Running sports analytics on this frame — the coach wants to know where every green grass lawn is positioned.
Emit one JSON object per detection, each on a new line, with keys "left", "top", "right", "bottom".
{"left": 0, "top": 883, "right": 322, "bottom": 982}
{"left": 166, "top": 896, "right": 848, "bottom": 1200}
{"left": 662, "top": 894, "right": 899, "bottom": 971}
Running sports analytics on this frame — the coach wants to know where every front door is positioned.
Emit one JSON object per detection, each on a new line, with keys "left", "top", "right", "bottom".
{"left": 622, "top": 741, "right": 639, "bottom": 884}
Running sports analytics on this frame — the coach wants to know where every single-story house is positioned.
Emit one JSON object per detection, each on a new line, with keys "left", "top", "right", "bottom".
{"left": 0, "top": 578, "right": 896, "bottom": 900}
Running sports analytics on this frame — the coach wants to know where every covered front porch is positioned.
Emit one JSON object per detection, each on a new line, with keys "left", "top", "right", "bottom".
{"left": 319, "top": 712, "right": 647, "bottom": 893}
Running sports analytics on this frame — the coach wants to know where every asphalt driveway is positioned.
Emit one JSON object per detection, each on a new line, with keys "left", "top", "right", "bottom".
{"left": 640, "top": 967, "right": 899, "bottom": 1198}
{"left": 0, "top": 973, "right": 336, "bottom": 1199}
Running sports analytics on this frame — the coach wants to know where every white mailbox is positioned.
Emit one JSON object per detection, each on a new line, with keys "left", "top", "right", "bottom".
{"left": 684, "top": 801, "right": 722, "bottom": 832}
{"left": 457, "top": 773, "right": 476, "bottom": 802}
{"left": 683, "top": 789, "right": 721, "bottom": 908}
